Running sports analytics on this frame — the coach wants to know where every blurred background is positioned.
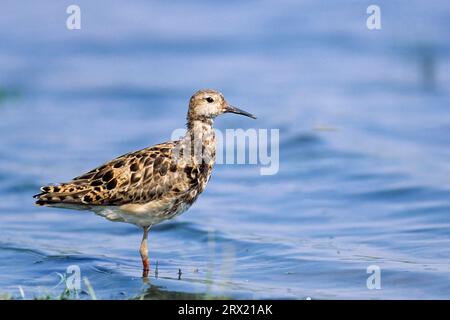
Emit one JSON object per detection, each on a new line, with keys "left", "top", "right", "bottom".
{"left": 0, "top": 0, "right": 449, "bottom": 299}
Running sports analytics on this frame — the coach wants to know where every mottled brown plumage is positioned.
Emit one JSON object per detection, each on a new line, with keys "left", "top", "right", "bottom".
{"left": 34, "top": 89, "right": 256, "bottom": 277}
{"left": 36, "top": 142, "right": 208, "bottom": 214}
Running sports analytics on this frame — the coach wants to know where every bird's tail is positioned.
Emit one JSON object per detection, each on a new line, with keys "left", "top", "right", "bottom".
{"left": 33, "top": 184, "right": 90, "bottom": 206}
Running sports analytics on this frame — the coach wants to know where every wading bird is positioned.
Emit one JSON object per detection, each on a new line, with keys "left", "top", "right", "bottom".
{"left": 34, "top": 89, "right": 256, "bottom": 277}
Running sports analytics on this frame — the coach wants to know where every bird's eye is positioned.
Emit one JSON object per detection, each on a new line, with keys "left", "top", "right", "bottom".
{"left": 206, "top": 97, "right": 214, "bottom": 103}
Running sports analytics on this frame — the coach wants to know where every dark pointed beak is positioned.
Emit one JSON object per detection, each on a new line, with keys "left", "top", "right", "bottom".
{"left": 225, "top": 105, "right": 257, "bottom": 119}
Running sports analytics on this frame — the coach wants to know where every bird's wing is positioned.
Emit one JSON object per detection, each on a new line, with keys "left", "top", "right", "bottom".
{"left": 34, "top": 141, "right": 200, "bottom": 207}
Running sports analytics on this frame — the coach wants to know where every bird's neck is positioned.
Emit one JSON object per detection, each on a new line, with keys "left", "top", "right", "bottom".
{"left": 182, "top": 120, "right": 216, "bottom": 165}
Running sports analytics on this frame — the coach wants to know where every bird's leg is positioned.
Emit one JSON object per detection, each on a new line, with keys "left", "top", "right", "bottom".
{"left": 140, "top": 226, "right": 150, "bottom": 278}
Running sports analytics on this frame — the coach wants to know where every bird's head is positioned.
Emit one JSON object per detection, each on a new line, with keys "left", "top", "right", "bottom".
{"left": 187, "top": 89, "right": 256, "bottom": 123}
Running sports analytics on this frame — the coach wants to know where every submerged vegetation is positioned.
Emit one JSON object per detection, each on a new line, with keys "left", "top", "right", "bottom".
{"left": 0, "top": 273, "right": 231, "bottom": 300}
{"left": 0, "top": 277, "right": 97, "bottom": 300}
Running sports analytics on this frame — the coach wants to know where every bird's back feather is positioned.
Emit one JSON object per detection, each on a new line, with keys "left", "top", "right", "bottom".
{"left": 34, "top": 141, "right": 210, "bottom": 209}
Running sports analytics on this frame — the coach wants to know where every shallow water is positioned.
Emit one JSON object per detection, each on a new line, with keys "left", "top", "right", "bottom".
{"left": 1, "top": 0, "right": 450, "bottom": 299}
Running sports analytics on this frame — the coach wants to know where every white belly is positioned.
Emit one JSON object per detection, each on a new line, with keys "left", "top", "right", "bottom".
{"left": 92, "top": 200, "right": 191, "bottom": 227}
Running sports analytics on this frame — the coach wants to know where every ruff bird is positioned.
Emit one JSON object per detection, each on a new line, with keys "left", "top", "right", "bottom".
{"left": 34, "top": 89, "right": 256, "bottom": 277}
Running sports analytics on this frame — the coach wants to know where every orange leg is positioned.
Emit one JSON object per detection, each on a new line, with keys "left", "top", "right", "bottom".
{"left": 140, "top": 227, "right": 150, "bottom": 278}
